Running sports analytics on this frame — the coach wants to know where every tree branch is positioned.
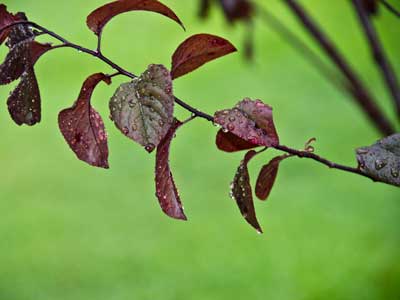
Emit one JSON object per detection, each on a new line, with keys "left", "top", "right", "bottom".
{"left": 380, "top": 0, "right": 400, "bottom": 18}
{"left": 352, "top": 0, "right": 400, "bottom": 118}
{"left": 283, "top": 0, "right": 395, "bottom": 136}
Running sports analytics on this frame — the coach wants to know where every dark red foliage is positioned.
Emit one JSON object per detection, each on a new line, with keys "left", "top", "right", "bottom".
{"left": 216, "top": 129, "right": 257, "bottom": 152}
{"left": 231, "top": 150, "right": 262, "bottom": 233}
{"left": 58, "top": 73, "right": 111, "bottom": 168}
{"left": 171, "top": 33, "right": 237, "bottom": 79}
{"left": 155, "top": 119, "right": 187, "bottom": 220}
{"left": 255, "top": 155, "right": 289, "bottom": 201}
{"left": 86, "top": 0, "right": 185, "bottom": 35}
{"left": 0, "top": 4, "right": 20, "bottom": 45}
{"left": 219, "top": 0, "right": 253, "bottom": 23}
{"left": 214, "top": 98, "right": 279, "bottom": 148}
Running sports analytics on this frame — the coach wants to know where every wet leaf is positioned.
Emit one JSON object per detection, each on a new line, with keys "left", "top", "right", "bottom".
{"left": 109, "top": 64, "right": 174, "bottom": 153}
{"left": 356, "top": 133, "right": 400, "bottom": 187}
{"left": 255, "top": 155, "right": 290, "bottom": 201}
{"left": 230, "top": 150, "right": 262, "bottom": 233}
{"left": 0, "top": 4, "right": 19, "bottom": 45}
{"left": 5, "top": 12, "right": 34, "bottom": 48}
{"left": 0, "top": 40, "right": 51, "bottom": 85}
{"left": 214, "top": 98, "right": 279, "bottom": 147}
{"left": 58, "top": 73, "right": 111, "bottom": 168}
{"left": 171, "top": 34, "right": 237, "bottom": 79}
{"left": 219, "top": 0, "right": 253, "bottom": 23}
{"left": 87, "top": 0, "right": 185, "bottom": 35}
{"left": 155, "top": 119, "right": 187, "bottom": 220}
{"left": 7, "top": 66, "right": 41, "bottom": 125}
{"left": 216, "top": 129, "right": 257, "bottom": 152}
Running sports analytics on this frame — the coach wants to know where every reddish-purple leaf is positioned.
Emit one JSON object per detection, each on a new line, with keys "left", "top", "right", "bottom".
{"left": 216, "top": 129, "right": 257, "bottom": 152}
{"left": 255, "top": 155, "right": 290, "bottom": 201}
{"left": 155, "top": 119, "right": 187, "bottom": 220}
{"left": 58, "top": 73, "right": 111, "bottom": 168}
{"left": 0, "top": 4, "right": 19, "bottom": 45}
{"left": 0, "top": 40, "right": 51, "bottom": 85}
{"left": 214, "top": 98, "right": 279, "bottom": 147}
{"left": 7, "top": 66, "right": 41, "bottom": 125}
{"left": 86, "top": 0, "right": 185, "bottom": 35}
{"left": 219, "top": 0, "right": 253, "bottom": 23}
{"left": 109, "top": 64, "right": 174, "bottom": 153}
{"left": 230, "top": 150, "right": 262, "bottom": 233}
{"left": 171, "top": 33, "right": 237, "bottom": 79}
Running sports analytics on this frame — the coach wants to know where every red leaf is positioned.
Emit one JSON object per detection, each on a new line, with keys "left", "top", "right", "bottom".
{"left": 214, "top": 98, "right": 279, "bottom": 147}
{"left": 0, "top": 41, "right": 51, "bottom": 85}
{"left": 255, "top": 155, "right": 290, "bottom": 201}
{"left": 86, "top": 0, "right": 185, "bottom": 35}
{"left": 155, "top": 119, "right": 187, "bottom": 220}
{"left": 0, "top": 4, "right": 19, "bottom": 45}
{"left": 219, "top": 0, "right": 253, "bottom": 23}
{"left": 230, "top": 150, "right": 262, "bottom": 233}
{"left": 58, "top": 73, "right": 111, "bottom": 168}
{"left": 216, "top": 129, "right": 257, "bottom": 152}
{"left": 171, "top": 34, "right": 237, "bottom": 79}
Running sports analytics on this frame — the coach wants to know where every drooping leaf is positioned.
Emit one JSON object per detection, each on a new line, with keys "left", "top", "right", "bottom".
{"left": 0, "top": 4, "right": 19, "bottom": 45}
{"left": 171, "top": 34, "right": 237, "bottom": 79}
{"left": 86, "top": 0, "right": 185, "bottom": 35}
{"left": 255, "top": 155, "right": 290, "bottom": 201}
{"left": 216, "top": 129, "right": 257, "bottom": 152}
{"left": 7, "top": 66, "right": 41, "bottom": 125}
{"left": 5, "top": 12, "right": 34, "bottom": 48}
{"left": 219, "top": 0, "right": 253, "bottom": 23}
{"left": 0, "top": 40, "right": 51, "bottom": 85}
{"left": 109, "top": 64, "right": 174, "bottom": 153}
{"left": 230, "top": 150, "right": 262, "bottom": 233}
{"left": 155, "top": 118, "right": 187, "bottom": 220}
{"left": 58, "top": 73, "right": 111, "bottom": 168}
{"left": 356, "top": 133, "right": 400, "bottom": 187}
{"left": 214, "top": 98, "right": 279, "bottom": 147}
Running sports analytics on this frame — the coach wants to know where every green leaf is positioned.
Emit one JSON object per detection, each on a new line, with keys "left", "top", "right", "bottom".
{"left": 356, "top": 133, "right": 400, "bottom": 187}
{"left": 109, "top": 64, "right": 174, "bottom": 153}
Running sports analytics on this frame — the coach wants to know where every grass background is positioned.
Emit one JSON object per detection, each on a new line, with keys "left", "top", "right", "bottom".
{"left": 0, "top": 0, "right": 399, "bottom": 299}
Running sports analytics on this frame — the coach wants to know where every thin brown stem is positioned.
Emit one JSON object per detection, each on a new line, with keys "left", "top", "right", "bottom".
{"left": 380, "top": 0, "right": 400, "bottom": 18}
{"left": 353, "top": 0, "right": 400, "bottom": 118}
{"left": 283, "top": 0, "right": 395, "bottom": 136}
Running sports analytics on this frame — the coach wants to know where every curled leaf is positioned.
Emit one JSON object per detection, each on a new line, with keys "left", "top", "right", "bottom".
{"left": 230, "top": 150, "right": 262, "bottom": 233}
{"left": 356, "top": 133, "right": 400, "bottom": 187}
{"left": 214, "top": 98, "right": 279, "bottom": 147}
{"left": 216, "top": 129, "right": 257, "bottom": 152}
{"left": 58, "top": 73, "right": 111, "bottom": 168}
{"left": 155, "top": 119, "right": 187, "bottom": 220}
{"left": 171, "top": 34, "right": 237, "bottom": 79}
{"left": 109, "top": 64, "right": 174, "bottom": 153}
{"left": 255, "top": 155, "right": 290, "bottom": 201}
{"left": 219, "top": 0, "right": 253, "bottom": 23}
{"left": 0, "top": 4, "right": 19, "bottom": 45}
{"left": 87, "top": 0, "right": 185, "bottom": 35}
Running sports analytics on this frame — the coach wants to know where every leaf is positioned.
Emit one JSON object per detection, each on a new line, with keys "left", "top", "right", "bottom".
{"left": 109, "top": 64, "right": 174, "bottom": 153}
{"left": 58, "top": 73, "right": 111, "bottom": 168}
{"left": 356, "top": 133, "right": 400, "bottom": 187}
{"left": 155, "top": 118, "right": 187, "bottom": 220}
{"left": 7, "top": 66, "right": 41, "bottom": 125}
{"left": 219, "top": 0, "right": 253, "bottom": 23}
{"left": 255, "top": 155, "right": 290, "bottom": 201}
{"left": 230, "top": 150, "right": 262, "bottom": 233}
{"left": 216, "top": 129, "right": 257, "bottom": 152}
{"left": 171, "top": 34, "right": 237, "bottom": 79}
{"left": 5, "top": 12, "right": 35, "bottom": 49}
{"left": 214, "top": 98, "right": 279, "bottom": 147}
{"left": 86, "top": 0, "right": 185, "bottom": 36}
{"left": 0, "top": 4, "right": 19, "bottom": 45}
{"left": 0, "top": 40, "right": 51, "bottom": 85}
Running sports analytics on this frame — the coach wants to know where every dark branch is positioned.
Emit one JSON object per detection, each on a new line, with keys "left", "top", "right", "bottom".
{"left": 353, "top": 0, "right": 400, "bottom": 118}
{"left": 380, "top": 0, "right": 400, "bottom": 18}
{"left": 283, "top": 0, "right": 395, "bottom": 136}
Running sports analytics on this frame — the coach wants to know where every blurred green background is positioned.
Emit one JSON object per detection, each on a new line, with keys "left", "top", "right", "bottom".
{"left": 1, "top": 0, "right": 400, "bottom": 299}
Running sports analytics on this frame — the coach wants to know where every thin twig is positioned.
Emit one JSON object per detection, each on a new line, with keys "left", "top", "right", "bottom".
{"left": 353, "top": 0, "right": 400, "bottom": 118}
{"left": 380, "top": 0, "right": 400, "bottom": 18}
{"left": 284, "top": 0, "right": 395, "bottom": 136}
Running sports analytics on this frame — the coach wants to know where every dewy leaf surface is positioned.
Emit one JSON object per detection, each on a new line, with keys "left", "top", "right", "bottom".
{"left": 216, "top": 129, "right": 257, "bottom": 152}
{"left": 155, "top": 119, "right": 187, "bottom": 220}
{"left": 214, "top": 98, "right": 279, "bottom": 147}
{"left": 255, "top": 155, "right": 289, "bottom": 201}
{"left": 230, "top": 150, "right": 262, "bottom": 233}
{"left": 109, "top": 64, "right": 174, "bottom": 153}
{"left": 171, "top": 33, "right": 237, "bottom": 79}
{"left": 86, "top": 0, "right": 185, "bottom": 35}
{"left": 58, "top": 73, "right": 111, "bottom": 168}
{"left": 356, "top": 133, "right": 400, "bottom": 187}
{"left": 0, "top": 4, "right": 19, "bottom": 45}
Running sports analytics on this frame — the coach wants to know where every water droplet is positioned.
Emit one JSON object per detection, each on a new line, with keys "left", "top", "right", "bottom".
{"left": 122, "top": 127, "right": 129, "bottom": 135}
{"left": 356, "top": 148, "right": 369, "bottom": 155}
{"left": 227, "top": 124, "right": 235, "bottom": 131}
{"left": 391, "top": 168, "right": 399, "bottom": 178}
{"left": 145, "top": 143, "right": 155, "bottom": 152}
{"left": 228, "top": 116, "right": 236, "bottom": 122}
{"left": 222, "top": 128, "right": 229, "bottom": 133}
{"left": 158, "top": 120, "right": 164, "bottom": 127}
{"left": 375, "top": 159, "right": 387, "bottom": 170}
